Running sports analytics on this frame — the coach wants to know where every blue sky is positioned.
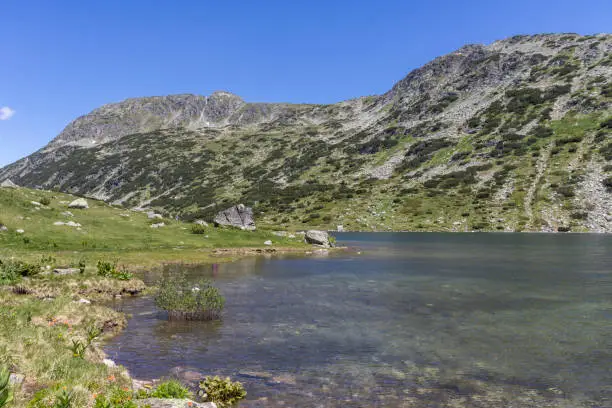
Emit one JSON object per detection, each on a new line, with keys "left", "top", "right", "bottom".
{"left": 1, "top": 0, "right": 610, "bottom": 166}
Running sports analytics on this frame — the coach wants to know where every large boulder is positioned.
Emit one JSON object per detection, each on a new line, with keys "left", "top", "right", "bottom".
{"left": 214, "top": 204, "right": 256, "bottom": 230}
{"left": 305, "top": 230, "right": 334, "bottom": 247}
{"left": 68, "top": 198, "right": 89, "bottom": 209}
{"left": 0, "top": 179, "right": 18, "bottom": 188}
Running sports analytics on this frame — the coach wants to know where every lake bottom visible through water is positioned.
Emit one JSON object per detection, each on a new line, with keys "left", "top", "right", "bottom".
{"left": 105, "top": 233, "right": 612, "bottom": 407}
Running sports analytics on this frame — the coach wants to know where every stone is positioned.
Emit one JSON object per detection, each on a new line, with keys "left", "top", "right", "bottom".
{"left": 264, "top": 240, "right": 273, "bottom": 246}
{"left": 0, "top": 224, "right": 7, "bottom": 232}
{"left": 147, "top": 212, "right": 163, "bottom": 220}
{"left": 0, "top": 179, "right": 18, "bottom": 188}
{"left": 102, "top": 358, "right": 116, "bottom": 367}
{"left": 61, "top": 211, "right": 74, "bottom": 217}
{"left": 68, "top": 198, "right": 89, "bottom": 209}
{"left": 53, "top": 268, "right": 80, "bottom": 275}
{"left": 305, "top": 230, "right": 334, "bottom": 247}
{"left": 136, "top": 399, "right": 216, "bottom": 408}
{"left": 337, "top": 225, "right": 344, "bottom": 232}
{"left": 16, "top": 229, "right": 24, "bottom": 234}
{"left": 66, "top": 221, "right": 81, "bottom": 227}
{"left": 31, "top": 201, "right": 42, "bottom": 206}
{"left": 54, "top": 221, "right": 66, "bottom": 226}
{"left": 9, "top": 373, "right": 24, "bottom": 385}
{"left": 194, "top": 220, "right": 208, "bottom": 226}
{"left": 213, "top": 204, "right": 256, "bottom": 230}
{"left": 78, "top": 298, "right": 91, "bottom": 304}
{"left": 150, "top": 222, "right": 165, "bottom": 228}
{"left": 119, "top": 213, "right": 130, "bottom": 217}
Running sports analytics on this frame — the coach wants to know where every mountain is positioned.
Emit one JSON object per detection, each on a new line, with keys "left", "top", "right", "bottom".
{"left": 2, "top": 33, "right": 611, "bottom": 232}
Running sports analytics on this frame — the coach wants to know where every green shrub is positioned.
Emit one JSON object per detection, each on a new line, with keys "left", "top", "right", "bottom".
{"left": 191, "top": 224, "right": 207, "bottom": 235}
{"left": 0, "top": 365, "right": 13, "bottom": 408}
{"left": 155, "top": 274, "right": 224, "bottom": 320}
{"left": 53, "top": 390, "right": 74, "bottom": 408}
{"left": 198, "top": 376, "right": 246, "bottom": 407}
{"left": 39, "top": 197, "right": 51, "bottom": 206}
{"left": 93, "top": 386, "right": 137, "bottom": 408}
{"left": 97, "top": 261, "right": 133, "bottom": 281}
{"left": 148, "top": 380, "right": 192, "bottom": 399}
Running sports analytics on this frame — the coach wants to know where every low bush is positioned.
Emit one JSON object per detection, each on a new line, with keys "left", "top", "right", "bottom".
{"left": 155, "top": 274, "right": 224, "bottom": 320}
{"left": 97, "top": 261, "right": 133, "bottom": 281}
{"left": 0, "top": 365, "right": 13, "bottom": 408}
{"left": 0, "top": 259, "right": 41, "bottom": 284}
{"left": 147, "top": 380, "right": 192, "bottom": 399}
{"left": 191, "top": 224, "right": 207, "bottom": 235}
{"left": 198, "top": 376, "right": 246, "bottom": 407}
{"left": 39, "top": 197, "right": 51, "bottom": 206}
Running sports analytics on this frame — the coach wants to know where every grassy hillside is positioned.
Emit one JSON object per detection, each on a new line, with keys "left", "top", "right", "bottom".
{"left": 0, "top": 186, "right": 306, "bottom": 267}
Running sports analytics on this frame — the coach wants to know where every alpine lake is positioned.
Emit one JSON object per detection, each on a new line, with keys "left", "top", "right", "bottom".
{"left": 105, "top": 233, "right": 612, "bottom": 407}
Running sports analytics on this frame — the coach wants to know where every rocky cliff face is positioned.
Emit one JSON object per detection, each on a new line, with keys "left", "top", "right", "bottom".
{"left": 2, "top": 33, "right": 611, "bottom": 232}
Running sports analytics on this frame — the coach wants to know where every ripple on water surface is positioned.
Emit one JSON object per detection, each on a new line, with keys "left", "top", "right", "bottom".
{"left": 105, "top": 233, "right": 612, "bottom": 407}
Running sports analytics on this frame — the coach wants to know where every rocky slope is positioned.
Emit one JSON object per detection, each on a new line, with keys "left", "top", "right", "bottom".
{"left": 2, "top": 33, "right": 611, "bottom": 232}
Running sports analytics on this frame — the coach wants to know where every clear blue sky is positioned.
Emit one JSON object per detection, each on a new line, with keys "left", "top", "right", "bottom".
{"left": 1, "top": 0, "right": 610, "bottom": 166}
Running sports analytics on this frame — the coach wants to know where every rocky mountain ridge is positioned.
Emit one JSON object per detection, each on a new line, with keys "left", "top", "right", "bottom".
{"left": 2, "top": 33, "right": 611, "bottom": 232}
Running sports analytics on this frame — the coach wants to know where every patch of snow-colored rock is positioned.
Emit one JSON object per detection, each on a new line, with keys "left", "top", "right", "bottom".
{"left": 68, "top": 198, "right": 89, "bottom": 209}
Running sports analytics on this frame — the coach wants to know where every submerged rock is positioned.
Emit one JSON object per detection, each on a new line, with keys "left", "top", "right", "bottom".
{"left": 68, "top": 198, "right": 89, "bottom": 209}
{"left": 214, "top": 204, "right": 256, "bottom": 230}
{"left": 305, "top": 230, "right": 334, "bottom": 248}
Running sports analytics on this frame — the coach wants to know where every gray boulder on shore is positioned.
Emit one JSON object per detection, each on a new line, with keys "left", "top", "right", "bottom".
{"left": 214, "top": 204, "right": 256, "bottom": 230}
{"left": 136, "top": 399, "right": 216, "bottom": 408}
{"left": 305, "top": 230, "right": 334, "bottom": 248}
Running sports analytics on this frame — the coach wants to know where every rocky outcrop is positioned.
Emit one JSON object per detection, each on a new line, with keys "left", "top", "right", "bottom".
{"left": 68, "top": 198, "right": 89, "bottom": 209}
{"left": 0, "top": 179, "right": 17, "bottom": 188}
{"left": 305, "top": 230, "right": 334, "bottom": 247}
{"left": 214, "top": 204, "right": 256, "bottom": 230}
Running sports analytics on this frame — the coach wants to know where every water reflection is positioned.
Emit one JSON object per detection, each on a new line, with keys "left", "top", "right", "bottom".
{"left": 106, "top": 233, "right": 612, "bottom": 407}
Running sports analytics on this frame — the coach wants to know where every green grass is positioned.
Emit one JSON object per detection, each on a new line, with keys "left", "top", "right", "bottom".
{"left": 0, "top": 187, "right": 308, "bottom": 267}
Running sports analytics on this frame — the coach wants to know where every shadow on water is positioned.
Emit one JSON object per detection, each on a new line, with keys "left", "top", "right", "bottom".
{"left": 105, "top": 233, "right": 612, "bottom": 407}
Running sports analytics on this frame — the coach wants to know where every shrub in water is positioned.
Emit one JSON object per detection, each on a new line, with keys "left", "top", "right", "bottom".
{"left": 198, "top": 376, "right": 246, "bottom": 407}
{"left": 155, "top": 274, "right": 224, "bottom": 320}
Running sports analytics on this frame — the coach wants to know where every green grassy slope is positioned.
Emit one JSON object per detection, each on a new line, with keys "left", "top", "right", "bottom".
{"left": 0, "top": 187, "right": 306, "bottom": 266}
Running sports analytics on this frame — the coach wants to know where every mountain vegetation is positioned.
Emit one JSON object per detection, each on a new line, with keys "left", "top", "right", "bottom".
{"left": 1, "top": 33, "right": 611, "bottom": 233}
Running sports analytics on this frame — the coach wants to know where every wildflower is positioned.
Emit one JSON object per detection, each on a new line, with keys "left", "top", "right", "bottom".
{"left": 188, "top": 402, "right": 193, "bottom": 407}
{"left": 107, "top": 375, "right": 116, "bottom": 382}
